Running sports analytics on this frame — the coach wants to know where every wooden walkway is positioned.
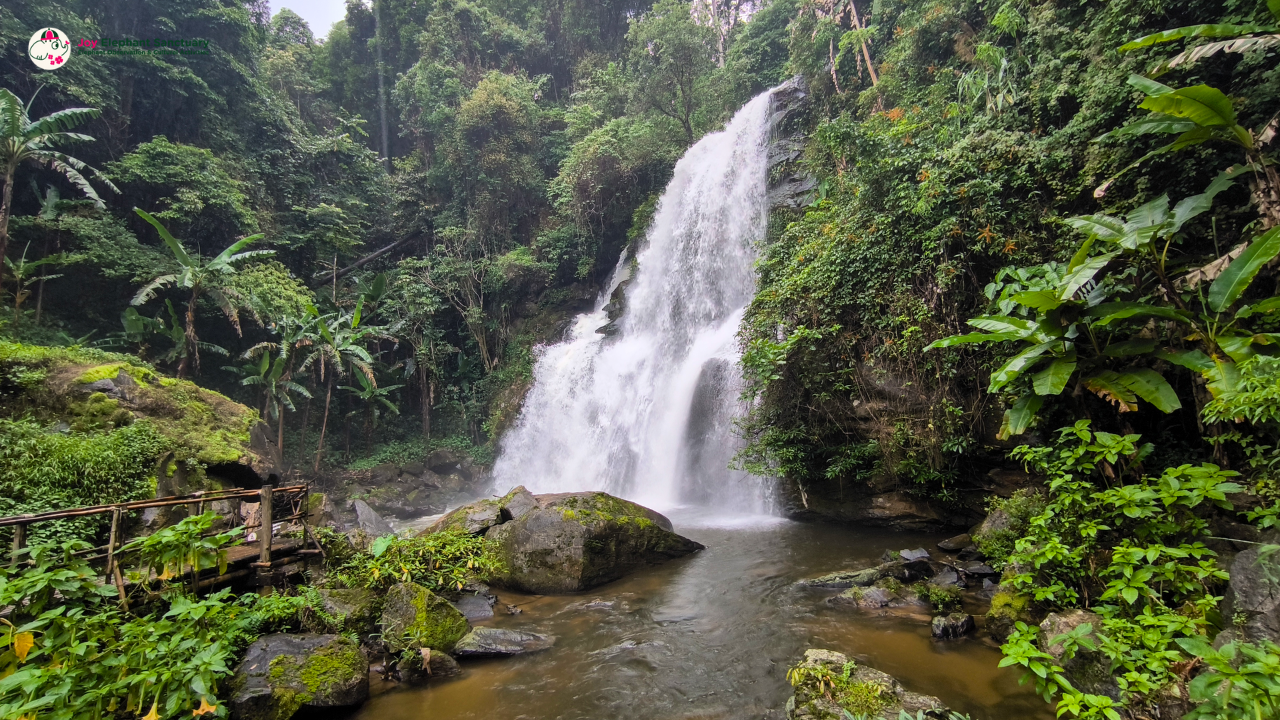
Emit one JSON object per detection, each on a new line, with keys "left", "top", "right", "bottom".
{"left": 2, "top": 484, "right": 324, "bottom": 603}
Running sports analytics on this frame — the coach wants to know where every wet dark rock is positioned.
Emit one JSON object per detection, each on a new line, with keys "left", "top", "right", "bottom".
{"left": 317, "top": 589, "right": 381, "bottom": 634}
{"left": 452, "top": 592, "right": 496, "bottom": 620}
{"left": 500, "top": 486, "right": 539, "bottom": 522}
{"left": 401, "top": 461, "right": 425, "bottom": 476}
{"left": 453, "top": 627, "right": 555, "bottom": 657}
{"left": 798, "top": 559, "right": 934, "bottom": 589}
{"left": 487, "top": 492, "right": 702, "bottom": 593}
{"left": 901, "top": 548, "right": 930, "bottom": 561}
{"left": 505, "top": 604, "right": 523, "bottom": 615}
{"left": 1223, "top": 544, "right": 1280, "bottom": 643}
{"left": 828, "top": 583, "right": 928, "bottom": 611}
{"left": 399, "top": 648, "right": 462, "bottom": 685}
{"left": 956, "top": 561, "right": 997, "bottom": 577}
{"left": 931, "top": 566, "right": 963, "bottom": 589}
{"left": 957, "top": 544, "right": 984, "bottom": 561}
{"left": 366, "top": 485, "right": 444, "bottom": 520}
{"left": 1039, "top": 611, "right": 1119, "bottom": 700}
{"left": 379, "top": 582, "right": 470, "bottom": 653}
{"left": 352, "top": 500, "right": 394, "bottom": 536}
{"left": 425, "top": 486, "right": 533, "bottom": 535}
{"left": 785, "top": 649, "right": 947, "bottom": 720}
{"left": 784, "top": 489, "right": 951, "bottom": 531}
{"left": 931, "top": 613, "right": 975, "bottom": 640}
{"left": 230, "top": 634, "right": 368, "bottom": 720}
{"left": 937, "top": 533, "right": 971, "bottom": 552}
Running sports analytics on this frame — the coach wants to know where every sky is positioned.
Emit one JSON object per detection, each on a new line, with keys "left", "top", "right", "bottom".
{"left": 271, "top": 0, "right": 349, "bottom": 39}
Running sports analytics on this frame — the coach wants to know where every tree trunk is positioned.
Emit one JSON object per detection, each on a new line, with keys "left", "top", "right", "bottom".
{"left": 314, "top": 375, "right": 334, "bottom": 473}
{"left": 177, "top": 288, "right": 200, "bottom": 379}
{"left": 277, "top": 398, "right": 286, "bottom": 454}
{"left": 419, "top": 362, "right": 432, "bottom": 442}
{"left": 0, "top": 165, "right": 14, "bottom": 286}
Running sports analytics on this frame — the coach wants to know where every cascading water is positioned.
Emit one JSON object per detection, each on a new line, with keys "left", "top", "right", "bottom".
{"left": 491, "top": 87, "right": 781, "bottom": 515}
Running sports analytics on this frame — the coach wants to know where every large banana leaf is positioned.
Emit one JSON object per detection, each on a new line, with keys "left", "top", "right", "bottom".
{"left": 1139, "top": 85, "right": 1237, "bottom": 128}
{"left": 1207, "top": 226, "right": 1280, "bottom": 312}
{"left": 989, "top": 341, "right": 1056, "bottom": 392}
{"left": 998, "top": 395, "right": 1044, "bottom": 440}
{"left": 925, "top": 331, "right": 1021, "bottom": 350}
{"left": 1087, "top": 302, "right": 1192, "bottom": 326}
{"left": 1119, "top": 24, "right": 1276, "bottom": 52}
{"left": 1115, "top": 369, "right": 1181, "bottom": 412}
{"left": 1033, "top": 357, "right": 1077, "bottom": 396}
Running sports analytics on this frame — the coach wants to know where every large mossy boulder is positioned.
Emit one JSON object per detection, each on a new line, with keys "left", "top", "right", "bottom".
{"left": 379, "top": 582, "right": 470, "bottom": 653}
{"left": 1039, "top": 610, "right": 1119, "bottom": 700}
{"left": 986, "top": 583, "right": 1038, "bottom": 643}
{"left": 230, "top": 634, "right": 368, "bottom": 720}
{"left": 485, "top": 491, "right": 703, "bottom": 593}
{"left": 316, "top": 588, "right": 381, "bottom": 634}
{"left": 423, "top": 485, "right": 537, "bottom": 535}
{"left": 785, "top": 649, "right": 947, "bottom": 720}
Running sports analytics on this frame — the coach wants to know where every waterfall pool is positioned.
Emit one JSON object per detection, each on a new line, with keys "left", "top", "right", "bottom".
{"left": 329, "top": 511, "right": 1052, "bottom": 720}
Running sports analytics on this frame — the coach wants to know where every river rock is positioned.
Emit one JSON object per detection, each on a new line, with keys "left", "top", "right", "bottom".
{"left": 931, "top": 566, "right": 963, "bottom": 588}
{"left": 453, "top": 627, "right": 556, "bottom": 657}
{"left": 379, "top": 582, "right": 470, "bottom": 653}
{"left": 1223, "top": 544, "right": 1280, "bottom": 643}
{"left": 399, "top": 648, "right": 462, "bottom": 685}
{"left": 937, "top": 533, "right": 971, "bottom": 552}
{"left": 353, "top": 499, "right": 394, "bottom": 536}
{"left": 931, "top": 613, "right": 975, "bottom": 639}
{"left": 798, "top": 558, "right": 934, "bottom": 589}
{"left": 485, "top": 492, "right": 701, "bottom": 594}
{"left": 452, "top": 591, "right": 496, "bottom": 620}
{"left": 230, "top": 634, "right": 368, "bottom": 720}
{"left": 986, "top": 584, "right": 1038, "bottom": 643}
{"left": 1039, "top": 610, "right": 1118, "bottom": 700}
{"left": 425, "top": 486, "right": 534, "bottom": 535}
{"left": 828, "top": 583, "right": 927, "bottom": 611}
{"left": 317, "top": 588, "right": 381, "bottom": 634}
{"left": 785, "top": 649, "right": 947, "bottom": 720}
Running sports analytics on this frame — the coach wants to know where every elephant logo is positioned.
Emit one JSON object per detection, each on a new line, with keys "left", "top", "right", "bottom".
{"left": 28, "top": 28, "right": 71, "bottom": 70}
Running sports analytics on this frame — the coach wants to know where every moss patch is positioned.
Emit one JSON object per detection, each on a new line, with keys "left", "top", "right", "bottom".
{"left": 269, "top": 640, "right": 364, "bottom": 699}
{"left": 554, "top": 493, "right": 655, "bottom": 529}
{"left": 380, "top": 582, "right": 470, "bottom": 652}
{"left": 75, "top": 362, "right": 156, "bottom": 385}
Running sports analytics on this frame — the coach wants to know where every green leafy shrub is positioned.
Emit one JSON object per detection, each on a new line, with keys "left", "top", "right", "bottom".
{"left": 786, "top": 660, "right": 891, "bottom": 717}
{"left": 327, "top": 529, "right": 503, "bottom": 594}
{"left": 973, "top": 488, "right": 1046, "bottom": 568}
{"left": 997, "top": 420, "right": 1243, "bottom": 718}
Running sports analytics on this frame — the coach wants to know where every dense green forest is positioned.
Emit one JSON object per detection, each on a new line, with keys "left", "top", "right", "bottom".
{"left": 4, "top": 0, "right": 1280, "bottom": 718}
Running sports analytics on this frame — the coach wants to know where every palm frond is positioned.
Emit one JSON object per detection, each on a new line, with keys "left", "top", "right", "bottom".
{"left": 209, "top": 288, "right": 243, "bottom": 337}
{"left": 212, "top": 234, "right": 267, "bottom": 265}
{"left": 242, "top": 342, "right": 278, "bottom": 359}
{"left": 132, "top": 275, "right": 177, "bottom": 305}
{"left": 42, "top": 155, "right": 104, "bottom": 209}
{"left": 24, "top": 107, "right": 101, "bottom": 137}
{"left": 0, "top": 89, "right": 25, "bottom": 139}
{"left": 134, "top": 208, "right": 194, "bottom": 267}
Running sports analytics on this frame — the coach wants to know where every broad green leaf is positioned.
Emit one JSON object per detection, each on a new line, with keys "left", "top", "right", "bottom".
{"left": 1208, "top": 226, "right": 1280, "bottom": 311}
{"left": 997, "top": 395, "right": 1044, "bottom": 440}
{"left": 1236, "top": 296, "right": 1280, "bottom": 318}
{"left": 213, "top": 233, "right": 267, "bottom": 265}
{"left": 1087, "top": 302, "right": 1191, "bottom": 326}
{"left": 1116, "top": 369, "right": 1182, "bottom": 412}
{"left": 1175, "top": 636, "right": 1217, "bottom": 660}
{"left": 1033, "top": 358, "right": 1076, "bottom": 396}
{"left": 1011, "top": 290, "right": 1062, "bottom": 311}
{"left": 1067, "top": 237, "right": 1096, "bottom": 273}
{"left": 1064, "top": 215, "right": 1124, "bottom": 241}
{"left": 1119, "top": 24, "right": 1276, "bottom": 52}
{"left": 135, "top": 207, "right": 194, "bottom": 268}
{"left": 1139, "top": 85, "right": 1237, "bottom": 127}
{"left": 1121, "top": 586, "right": 1139, "bottom": 604}
{"left": 1058, "top": 252, "right": 1118, "bottom": 300}
{"left": 1154, "top": 348, "right": 1214, "bottom": 373}
{"left": 1127, "top": 74, "right": 1175, "bottom": 97}
{"left": 989, "top": 341, "right": 1056, "bottom": 392}
{"left": 1084, "top": 371, "right": 1139, "bottom": 412}
{"left": 925, "top": 331, "right": 1021, "bottom": 350}
{"left": 1096, "top": 115, "right": 1196, "bottom": 141}
{"left": 1273, "top": 0, "right": 1280, "bottom": 23}
{"left": 1125, "top": 195, "right": 1171, "bottom": 233}
{"left": 1218, "top": 334, "right": 1257, "bottom": 363}
{"left": 1103, "top": 338, "right": 1156, "bottom": 357}
{"left": 1171, "top": 167, "right": 1244, "bottom": 232}
{"left": 968, "top": 316, "right": 1038, "bottom": 336}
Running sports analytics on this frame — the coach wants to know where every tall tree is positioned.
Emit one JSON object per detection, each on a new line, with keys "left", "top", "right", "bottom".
{"left": 627, "top": 0, "right": 719, "bottom": 142}
{"left": 131, "top": 209, "right": 270, "bottom": 378}
{"left": 0, "top": 89, "right": 114, "bottom": 284}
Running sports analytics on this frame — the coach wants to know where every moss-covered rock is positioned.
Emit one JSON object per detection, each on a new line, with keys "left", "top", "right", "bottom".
{"left": 317, "top": 588, "right": 381, "bottom": 634}
{"left": 230, "top": 634, "right": 368, "bottom": 720}
{"left": 0, "top": 341, "right": 267, "bottom": 491}
{"left": 986, "top": 583, "right": 1038, "bottom": 643}
{"left": 379, "top": 582, "right": 470, "bottom": 653}
{"left": 785, "top": 649, "right": 947, "bottom": 720}
{"left": 485, "top": 491, "right": 703, "bottom": 594}
{"left": 423, "top": 485, "right": 536, "bottom": 535}
{"left": 1039, "top": 610, "right": 1119, "bottom": 700}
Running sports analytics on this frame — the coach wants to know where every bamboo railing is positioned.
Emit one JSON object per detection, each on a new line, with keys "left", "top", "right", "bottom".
{"left": 2, "top": 484, "right": 325, "bottom": 600}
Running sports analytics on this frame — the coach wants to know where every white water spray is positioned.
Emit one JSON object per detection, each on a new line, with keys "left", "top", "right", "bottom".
{"left": 491, "top": 87, "right": 780, "bottom": 514}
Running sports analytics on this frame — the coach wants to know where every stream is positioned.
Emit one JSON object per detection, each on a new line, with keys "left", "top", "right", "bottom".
{"left": 342, "top": 510, "right": 1051, "bottom": 720}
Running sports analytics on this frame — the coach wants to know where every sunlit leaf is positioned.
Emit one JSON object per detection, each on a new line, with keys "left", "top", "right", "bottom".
{"left": 1208, "top": 226, "right": 1280, "bottom": 312}
{"left": 1033, "top": 358, "right": 1076, "bottom": 396}
{"left": 13, "top": 633, "right": 34, "bottom": 662}
{"left": 1115, "top": 369, "right": 1182, "bottom": 412}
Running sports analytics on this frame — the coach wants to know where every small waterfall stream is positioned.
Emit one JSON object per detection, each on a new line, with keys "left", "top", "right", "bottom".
{"left": 491, "top": 87, "right": 780, "bottom": 514}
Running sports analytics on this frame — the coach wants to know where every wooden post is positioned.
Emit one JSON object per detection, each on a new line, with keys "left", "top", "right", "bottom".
{"left": 256, "top": 485, "right": 274, "bottom": 594}
{"left": 195, "top": 491, "right": 206, "bottom": 517}
{"left": 259, "top": 485, "right": 273, "bottom": 564}
{"left": 105, "top": 507, "right": 120, "bottom": 580}
{"left": 9, "top": 523, "right": 25, "bottom": 569}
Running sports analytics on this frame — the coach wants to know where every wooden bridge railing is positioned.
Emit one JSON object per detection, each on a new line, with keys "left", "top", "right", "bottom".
{"left": 2, "top": 484, "right": 324, "bottom": 601}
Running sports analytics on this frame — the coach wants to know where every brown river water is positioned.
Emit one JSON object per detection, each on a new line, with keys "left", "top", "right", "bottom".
{"left": 327, "top": 510, "right": 1053, "bottom": 720}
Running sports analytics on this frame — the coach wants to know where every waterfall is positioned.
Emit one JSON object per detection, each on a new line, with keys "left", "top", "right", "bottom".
{"left": 491, "top": 87, "right": 779, "bottom": 515}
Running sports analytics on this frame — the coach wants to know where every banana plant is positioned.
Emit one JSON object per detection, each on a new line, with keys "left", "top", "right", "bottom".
{"left": 927, "top": 174, "right": 1280, "bottom": 438}
{"left": 1118, "top": 0, "right": 1280, "bottom": 76}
